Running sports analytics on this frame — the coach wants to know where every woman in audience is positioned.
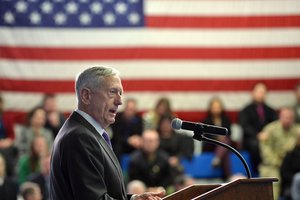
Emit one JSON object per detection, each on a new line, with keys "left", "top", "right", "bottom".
{"left": 202, "top": 96, "right": 232, "bottom": 179}
{"left": 158, "top": 115, "right": 194, "bottom": 161}
{"left": 15, "top": 106, "right": 53, "bottom": 157}
{"left": 17, "top": 136, "right": 49, "bottom": 184}
{"left": 41, "top": 94, "right": 65, "bottom": 139}
{"left": 143, "top": 97, "right": 175, "bottom": 130}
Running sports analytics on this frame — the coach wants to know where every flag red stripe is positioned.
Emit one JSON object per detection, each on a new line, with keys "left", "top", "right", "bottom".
{"left": 0, "top": 78, "right": 298, "bottom": 93}
{"left": 1, "top": 46, "right": 300, "bottom": 60}
{"left": 146, "top": 15, "right": 300, "bottom": 28}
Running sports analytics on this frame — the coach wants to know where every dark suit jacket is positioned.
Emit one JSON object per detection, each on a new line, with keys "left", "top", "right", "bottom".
{"left": 0, "top": 178, "right": 19, "bottom": 200}
{"left": 50, "top": 112, "right": 129, "bottom": 200}
{"left": 239, "top": 102, "right": 277, "bottom": 147}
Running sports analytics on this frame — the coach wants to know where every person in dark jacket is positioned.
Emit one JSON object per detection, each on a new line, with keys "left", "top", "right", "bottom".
{"left": 280, "top": 133, "right": 300, "bottom": 200}
{"left": 0, "top": 153, "right": 18, "bottom": 200}
{"left": 239, "top": 82, "right": 277, "bottom": 175}
{"left": 50, "top": 66, "right": 164, "bottom": 200}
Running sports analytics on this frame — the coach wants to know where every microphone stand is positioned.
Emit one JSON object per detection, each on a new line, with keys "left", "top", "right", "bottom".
{"left": 193, "top": 133, "right": 252, "bottom": 179}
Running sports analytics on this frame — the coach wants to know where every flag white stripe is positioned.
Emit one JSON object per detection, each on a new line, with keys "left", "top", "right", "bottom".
{"left": 1, "top": 91, "right": 295, "bottom": 112}
{"left": 1, "top": 28, "right": 300, "bottom": 47}
{"left": 1, "top": 60, "right": 300, "bottom": 80}
{"left": 147, "top": 0, "right": 300, "bottom": 16}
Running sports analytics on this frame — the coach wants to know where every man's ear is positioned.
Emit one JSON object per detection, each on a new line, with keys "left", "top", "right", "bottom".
{"left": 80, "top": 88, "right": 91, "bottom": 105}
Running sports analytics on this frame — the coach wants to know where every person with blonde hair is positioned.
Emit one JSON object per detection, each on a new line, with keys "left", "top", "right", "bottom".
{"left": 20, "top": 182, "right": 42, "bottom": 200}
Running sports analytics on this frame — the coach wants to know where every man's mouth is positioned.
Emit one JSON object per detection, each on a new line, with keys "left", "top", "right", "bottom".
{"left": 109, "top": 109, "right": 117, "bottom": 114}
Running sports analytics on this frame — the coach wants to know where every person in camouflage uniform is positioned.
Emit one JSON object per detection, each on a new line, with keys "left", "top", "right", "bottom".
{"left": 258, "top": 107, "right": 300, "bottom": 200}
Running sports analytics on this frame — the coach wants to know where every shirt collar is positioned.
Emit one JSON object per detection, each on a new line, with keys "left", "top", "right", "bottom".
{"left": 75, "top": 109, "right": 104, "bottom": 136}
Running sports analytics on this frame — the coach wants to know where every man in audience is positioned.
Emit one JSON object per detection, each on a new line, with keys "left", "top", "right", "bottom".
{"left": 258, "top": 107, "right": 300, "bottom": 199}
{"left": 127, "top": 180, "right": 147, "bottom": 195}
{"left": 129, "top": 129, "right": 173, "bottom": 188}
{"left": 20, "top": 182, "right": 42, "bottom": 200}
{"left": 239, "top": 82, "right": 277, "bottom": 175}
{"left": 111, "top": 98, "right": 143, "bottom": 160}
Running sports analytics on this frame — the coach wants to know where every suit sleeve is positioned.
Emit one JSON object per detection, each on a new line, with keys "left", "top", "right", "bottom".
{"left": 64, "top": 132, "right": 118, "bottom": 200}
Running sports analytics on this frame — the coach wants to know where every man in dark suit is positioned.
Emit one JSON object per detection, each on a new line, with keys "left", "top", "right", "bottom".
{"left": 50, "top": 66, "right": 165, "bottom": 200}
{"left": 239, "top": 82, "right": 277, "bottom": 175}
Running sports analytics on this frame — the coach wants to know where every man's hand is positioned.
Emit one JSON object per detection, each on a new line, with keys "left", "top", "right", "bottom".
{"left": 133, "top": 190, "right": 165, "bottom": 200}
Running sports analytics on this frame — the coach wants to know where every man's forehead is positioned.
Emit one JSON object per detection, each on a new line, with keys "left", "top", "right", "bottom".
{"left": 102, "top": 75, "right": 123, "bottom": 88}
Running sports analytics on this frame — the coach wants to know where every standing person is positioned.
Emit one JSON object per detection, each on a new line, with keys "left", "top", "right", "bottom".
{"left": 41, "top": 94, "right": 66, "bottom": 139}
{"left": 239, "top": 82, "right": 277, "bottom": 175}
{"left": 50, "top": 66, "right": 165, "bottom": 200}
{"left": 202, "top": 97, "right": 232, "bottom": 179}
{"left": 111, "top": 98, "right": 143, "bottom": 160}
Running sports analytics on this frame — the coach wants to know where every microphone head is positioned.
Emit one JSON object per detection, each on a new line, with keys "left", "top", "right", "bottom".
{"left": 171, "top": 118, "right": 182, "bottom": 130}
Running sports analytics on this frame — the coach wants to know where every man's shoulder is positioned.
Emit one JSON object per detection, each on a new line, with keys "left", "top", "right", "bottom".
{"left": 54, "top": 115, "right": 96, "bottom": 148}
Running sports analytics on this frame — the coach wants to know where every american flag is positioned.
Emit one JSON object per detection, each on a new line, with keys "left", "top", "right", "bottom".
{"left": 0, "top": 0, "right": 300, "bottom": 123}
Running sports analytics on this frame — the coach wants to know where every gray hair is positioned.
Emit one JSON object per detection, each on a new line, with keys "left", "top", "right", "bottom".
{"left": 75, "top": 66, "right": 120, "bottom": 101}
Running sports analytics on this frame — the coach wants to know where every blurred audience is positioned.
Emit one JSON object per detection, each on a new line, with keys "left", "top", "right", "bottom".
{"left": 258, "top": 107, "right": 300, "bottom": 200}
{"left": 291, "top": 172, "right": 300, "bottom": 200}
{"left": 126, "top": 180, "right": 147, "bottom": 195}
{"left": 15, "top": 106, "right": 53, "bottom": 157}
{"left": 157, "top": 115, "right": 193, "bottom": 179}
{"left": 20, "top": 182, "right": 42, "bottom": 200}
{"left": 28, "top": 153, "right": 51, "bottom": 200}
{"left": 17, "top": 136, "right": 49, "bottom": 184}
{"left": 0, "top": 94, "right": 18, "bottom": 178}
{"left": 280, "top": 132, "right": 300, "bottom": 200}
{"left": 239, "top": 82, "right": 277, "bottom": 175}
{"left": 201, "top": 97, "right": 232, "bottom": 179}
{"left": 143, "top": 97, "right": 175, "bottom": 130}
{"left": 128, "top": 129, "right": 172, "bottom": 188}
{"left": 41, "top": 94, "right": 65, "bottom": 139}
{"left": 111, "top": 98, "right": 143, "bottom": 160}
{"left": 293, "top": 83, "right": 300, "bottom": 123}
{"left": 173, "top": 175, "right": 195, "bottom": 191}
{"left": 0, "top": 153, "right": 18, "bottom": 200}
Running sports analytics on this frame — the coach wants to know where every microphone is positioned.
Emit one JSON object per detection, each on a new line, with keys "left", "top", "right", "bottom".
{"left": 171, "top": 118, "right": 228, "bottom": 136}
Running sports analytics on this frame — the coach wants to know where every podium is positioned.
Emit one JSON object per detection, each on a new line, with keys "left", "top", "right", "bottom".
{"left": 163, "top": 178, "right": 278, "bottom": 200}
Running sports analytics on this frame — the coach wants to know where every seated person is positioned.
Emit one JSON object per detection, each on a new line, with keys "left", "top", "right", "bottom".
{"left": 128, "top": 130, "right": 173, "bottom": 188}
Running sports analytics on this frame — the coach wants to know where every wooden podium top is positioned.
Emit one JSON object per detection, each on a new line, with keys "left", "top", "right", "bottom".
{"left": 163, "top": 178, "right": 278, "bottom": 200}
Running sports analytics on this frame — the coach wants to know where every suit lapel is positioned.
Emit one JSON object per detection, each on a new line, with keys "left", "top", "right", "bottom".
{"left": 69, "top": 112, "right": 124, "bottom": 179}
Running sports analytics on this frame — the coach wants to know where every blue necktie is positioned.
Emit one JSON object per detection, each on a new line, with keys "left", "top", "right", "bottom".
{"left": 102, "top": 131, "right": 112, "bottom": 148}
